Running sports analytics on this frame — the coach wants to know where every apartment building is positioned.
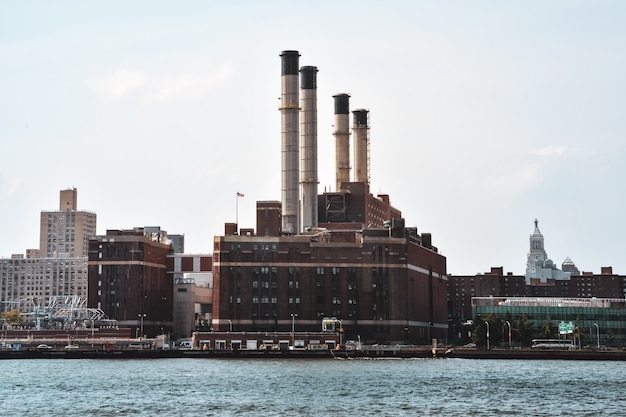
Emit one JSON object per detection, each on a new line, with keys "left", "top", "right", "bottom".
{"left": 0, "top": 188, "right": 95, "bottom": 318}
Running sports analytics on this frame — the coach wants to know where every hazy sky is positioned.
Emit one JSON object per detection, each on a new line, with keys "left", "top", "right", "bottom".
{"left": 1, "top": 1, "right": 625, "bottom": 276}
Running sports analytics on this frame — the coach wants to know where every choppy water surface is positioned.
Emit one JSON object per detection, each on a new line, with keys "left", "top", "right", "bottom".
{"left": 1, "top": 358, "right": 624, "bottom": 416}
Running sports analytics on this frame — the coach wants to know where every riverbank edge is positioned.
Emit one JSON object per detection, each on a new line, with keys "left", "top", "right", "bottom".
{"left": 1, "top": 347, "right": 625, "bottom": 360}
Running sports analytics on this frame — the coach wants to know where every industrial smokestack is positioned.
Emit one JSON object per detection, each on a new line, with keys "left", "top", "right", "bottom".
{"left": 333, "top": 93, "right": 350, "bottom": 191}
{"left": 300, "top": 66, "right": 319, "bottom": 231}
{"left": 352, "top": 109, "right": 370, "bottom": 188}
{"left": 280, "top": 50, "right": 300, "bottom": 234}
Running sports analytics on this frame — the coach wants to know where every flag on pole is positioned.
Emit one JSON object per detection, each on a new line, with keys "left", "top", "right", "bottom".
{"left": 237, "top": 192, "right": 245, "bottom": 197}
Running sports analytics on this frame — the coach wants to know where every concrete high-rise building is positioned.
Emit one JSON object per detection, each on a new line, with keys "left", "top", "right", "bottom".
{"left": 37, "top": 188, "right": 96, "bottom": 258}
{"left": 0, "top": 189, "right": 96, "bottom": 318}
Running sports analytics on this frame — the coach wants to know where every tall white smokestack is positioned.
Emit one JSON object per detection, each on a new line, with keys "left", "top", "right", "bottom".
{"left": 352, "top": 109, "right": 370, "bottom": 189}
{"left": 299, "top": 66, "right": 319, "bottom": 231}
{"left": 333, "top": 93, "right": 350, "bottom": 191}
{"left": 280, "top": 50, "right": 300, "bottom": 234}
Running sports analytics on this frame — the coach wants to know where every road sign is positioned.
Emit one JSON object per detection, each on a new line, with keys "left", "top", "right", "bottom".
{"left": 559, "top": 321, "right": 574, "bottom": 334}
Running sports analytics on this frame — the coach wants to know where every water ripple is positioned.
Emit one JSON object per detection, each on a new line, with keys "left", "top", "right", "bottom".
{"left": 1, "top": 358, "right": 625, "bottom": 416}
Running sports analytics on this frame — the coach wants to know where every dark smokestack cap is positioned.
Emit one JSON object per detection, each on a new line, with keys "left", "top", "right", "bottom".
{"left": 333, "top": 93, "right": 350, "bottom": 115}
{"left": 300, "top": 66, "right": 318, "bottom": 90}
{"left": 280, "top": 50, "right": 300, "bottom": 75}
{"left": 353, "top": 109, "right": 368, "bottom": 127}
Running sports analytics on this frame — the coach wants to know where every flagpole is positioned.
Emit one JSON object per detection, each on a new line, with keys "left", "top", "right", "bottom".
{"left": 236, "top": 192, "right": 244, "bottom": 233}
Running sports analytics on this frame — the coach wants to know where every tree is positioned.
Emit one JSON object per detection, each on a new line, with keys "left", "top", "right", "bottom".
{"left": 539, "top": 316, "right": 554, "bottom": 339}
{"left": 471, "top": 315, "right": 486, "bottom": 347}
{"left": 1, "top": 309, "right": 22, "bottom": 326}
{"left": 503, "top": 312, "right": 513, "bottom": 346}
{"left": 515, "top": 313, "right": 534, "bottom": 347}
{"left": 573, "top": 316, "right": 584, "bottom": 348}
{"left": 472, "top": 314, "right": 504, "bottom": 348}
{"left": 487, "top": 314, "right": 504, "bottom": 346}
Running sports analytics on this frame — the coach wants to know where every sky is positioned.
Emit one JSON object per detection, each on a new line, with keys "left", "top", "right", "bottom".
{"left": 1, "top": 1, "right": 625, "bottom": 276}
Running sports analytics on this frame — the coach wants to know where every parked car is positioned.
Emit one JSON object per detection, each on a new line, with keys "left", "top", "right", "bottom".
{"left": 64, "top": 344, "right": 79, "bottom": 350}
{"left": 178, "top": 341, "right": 192, "bottom": 350}
{"left": 37, "top": 344, "right": 52, "bottom": 351}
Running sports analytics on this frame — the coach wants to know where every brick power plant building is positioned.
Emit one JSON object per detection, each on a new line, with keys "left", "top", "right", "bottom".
{"left": 210, "top": 50, "right": 448, "bottom": 344}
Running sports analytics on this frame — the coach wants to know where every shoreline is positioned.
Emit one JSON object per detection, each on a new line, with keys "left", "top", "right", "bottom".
{"left": 2, "top": 347, "right": 625, "bottom": 360}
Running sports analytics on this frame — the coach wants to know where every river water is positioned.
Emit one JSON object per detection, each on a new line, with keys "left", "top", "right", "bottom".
{"left": 0, "top": 358, "right": 624, "bottom": 416}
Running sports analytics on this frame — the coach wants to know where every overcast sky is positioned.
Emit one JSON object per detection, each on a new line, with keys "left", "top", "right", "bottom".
{"left": 1, "top": 1, "right": 625, "bottom": 276}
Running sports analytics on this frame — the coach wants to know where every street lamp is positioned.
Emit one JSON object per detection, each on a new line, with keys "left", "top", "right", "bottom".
{"left": 485, "top": 321, "right": 490, "bottom": 350}
{"left": 138, "top": 314, "right": 146, "bottom": 340}
{"left": 339, "top": 319, "right": 344, "bottom": 348}
{"left": 593, "top": 323, "right": 599, "bottom": 348}
{"left": 291, "top": 314, "right": 297, "bottom": 347}
{"left": 227, "top": 319, "right": 232, "bottom": 332}
{"left": 505, "top": 320, "right": 512, "bottom": 348}
{"left": 428, "top": 322, "right": 432, "bottom": 343}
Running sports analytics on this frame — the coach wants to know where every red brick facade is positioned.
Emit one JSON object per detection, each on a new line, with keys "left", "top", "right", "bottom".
{"left": 212, "top": 227, "right": 447, "bottom": 344}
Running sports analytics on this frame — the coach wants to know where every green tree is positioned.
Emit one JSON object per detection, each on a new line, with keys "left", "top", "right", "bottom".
{"left": 573, "top": 316, "right": 584, "bottom": 348}
{"left": 539, "top": 316, "right": 554, "bottom": 339}
{"left": 1, "top": 309, "right": 22, "bottom": 326}
{"left": 502, "top": 312, "right": 513, "bottom": 346}
{"left": 515, "top": 313, "right": 534, "bottom": 347}
{"left": 488, "top": 314, "right": 504, "bottom": 346}
{"left": 472, "top": 314, "right": 504, "bottom": 348}
{"left": 471, "top": 315, "right": 486, "bottom": 347}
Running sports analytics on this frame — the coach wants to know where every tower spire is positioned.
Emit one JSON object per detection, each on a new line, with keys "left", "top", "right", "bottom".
{"left": 526, "top": 218, "right": 547, "bottom": 277}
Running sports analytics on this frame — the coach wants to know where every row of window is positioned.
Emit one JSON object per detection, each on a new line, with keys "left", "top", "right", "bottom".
{"left": 231, "top": 294, "right": 358, "bottom": 307}
{"left": 230, "top": 244, "right": 279, "bottom": 251}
